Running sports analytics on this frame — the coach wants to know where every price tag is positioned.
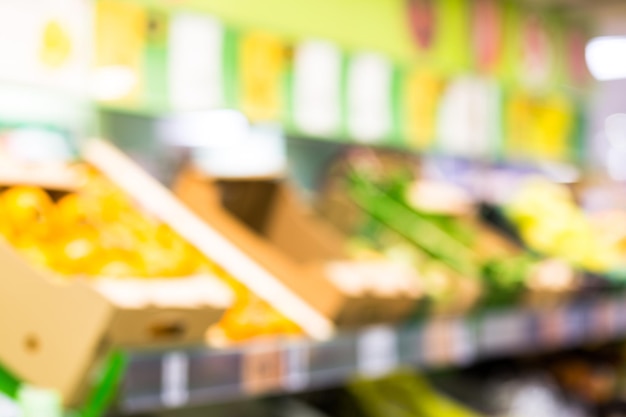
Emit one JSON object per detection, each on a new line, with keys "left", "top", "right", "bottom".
{"left": 346, "top": 53, "right": 392, "bottom": 143}
{"left": 480, "top": 312, "right": 529, "bottom": 355}
{"left": 614, "top": 298, "right": 626, "bottom": 336}
{"left": 18, "top": 386, "right": 61, "bottom": 417}
{"left": 0, "top": 393, "right": 19, "bottom": 417}
{"left": 283, "top": 342, "right": 309, "bottom": 392}
{"left": 591, "top": 301, "right": 616, "bottom": 341}
{"left": 558, "top": 304, "right": 591, "bottom": 346}
{"left": 161, "top": 352, "right": 189, "bottom": 408}
{"left": 421, "top": 319, "right": 473, "bottom": 365}
{"left": 241, "top": 343, "right": 284, "bottom": 395}
{"left": 358, "top": 326, "right": 398, "bottom": 378}
{"left": 538, "top": 308, "right": 567, "bottom": 348}
{"left": 293, "top": 40, "right": 342, "bottom": 136}
{"left": 449, "top": 319, "right": 475, "bottom": 365}
{"left": 168, "top": 13, "right": 223, "bottom": 110}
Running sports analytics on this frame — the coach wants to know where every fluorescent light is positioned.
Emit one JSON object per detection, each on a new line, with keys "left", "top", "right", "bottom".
{"left": 586, "top": 37, "right": 626, "bottom": 81}
{"left": 91, "top": 66, "right": 138, "bottom": 101}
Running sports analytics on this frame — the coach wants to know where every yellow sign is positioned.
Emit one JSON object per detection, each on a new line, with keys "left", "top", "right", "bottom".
{"left": 506, "top": 91, "right": 574, "bottom": 160}
{"left": 404, "top": 69, "right": 444, "bottom": 149}
{"left": 240, "top": 32, "right": 286, "bottom": 122}
{"left": 40, "top": 21, "right": 72, "bottom": 69}
{"left": 95, "top": 0, "right": 147, "bottom": 103}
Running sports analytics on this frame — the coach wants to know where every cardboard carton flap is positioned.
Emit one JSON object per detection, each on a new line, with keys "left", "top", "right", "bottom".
{"left": 84, "top": 139, "right": 337, "bottom": 340}
{"left": 0, "top": 240, "right": 113, "bottom": 405}
{"left": 264, "top": 185, "right": 348, "bottom": 262}
{"left": 174, "top": 168, "right": 344, "bottom": 325}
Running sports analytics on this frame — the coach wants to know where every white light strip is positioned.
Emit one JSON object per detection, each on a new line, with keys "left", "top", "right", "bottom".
{"left": 84, "top": 139, "right": 335, "bottom": 340}
{"left": 586, "top": 36, "right": 626, "bottom": 81}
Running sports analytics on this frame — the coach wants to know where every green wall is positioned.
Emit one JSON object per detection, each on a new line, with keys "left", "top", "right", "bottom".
{"left": 124, "top": 0, "right": 418, "bottom": 63}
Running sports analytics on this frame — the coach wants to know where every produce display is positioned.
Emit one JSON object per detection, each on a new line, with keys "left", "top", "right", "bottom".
{"left": 319, "top": 151, "right": 580, "bottom": 312}
{"left": 0, "top": 165, "right": 301, "bottom": 342}
{"left": 506, "top": 178, "right": 626, "bottom": 276}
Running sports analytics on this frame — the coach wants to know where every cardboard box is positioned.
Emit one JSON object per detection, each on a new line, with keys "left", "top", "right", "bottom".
{"left": 0, "top": 239, "right": 227, "bottom": 405}
{"left": 174, "top": 169, "right": 421, "bottom": 328}
{"left": 84, "top": 140, "right": 338, "bottom": 341}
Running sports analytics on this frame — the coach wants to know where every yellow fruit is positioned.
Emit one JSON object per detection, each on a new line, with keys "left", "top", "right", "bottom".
{"left": 1, "top": 186, "right": 53, "bottom": 240}
{"left": 55, "top": 193, "right": 91, "bottom": 228}
{"left": 218, "top": 295, "right": 301, "bottom": 342}
{"left": 53, "top": 226, "right": 102, "bottom": 276}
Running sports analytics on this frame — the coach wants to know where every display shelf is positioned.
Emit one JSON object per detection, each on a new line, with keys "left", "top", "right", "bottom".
{"left": 117, "top": 294, "right": 626, "bottom": 413}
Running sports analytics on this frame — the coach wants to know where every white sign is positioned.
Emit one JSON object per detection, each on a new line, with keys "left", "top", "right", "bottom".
{"left": 437, "top": 77, "right": 498, "bottom": 158}
{"left": 0, "top": 0, "right": 91, "bottom": 95}
{"left": 161, "top": 352, "right": 189, "bottom": 408}
{"left": 169, "top": 13, "right": 224, "bottom": 110}
{"left": 347, "top": 53, "right": 393, "bottom": 143}
{"left": 358, "top": 326, "right": 398, "bottom": 377}
{"left": 293, "top": 40, "right": 343, "bottom": 137}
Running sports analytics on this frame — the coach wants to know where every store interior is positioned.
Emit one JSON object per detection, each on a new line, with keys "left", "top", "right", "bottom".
{"left": 5, "top": 0, "right": 626, "bottom": 416}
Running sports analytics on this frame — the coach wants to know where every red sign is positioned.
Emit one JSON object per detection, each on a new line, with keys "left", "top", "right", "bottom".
{"left": 472, "top": 0, "right": 501, "bottom": 72}
{"left": 407, "top": 0, "right": 436, "bottom": 51}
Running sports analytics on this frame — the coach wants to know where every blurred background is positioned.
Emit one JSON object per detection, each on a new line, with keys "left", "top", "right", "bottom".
{"left": 6, "top": 0, "right": 626, "bottom": 416}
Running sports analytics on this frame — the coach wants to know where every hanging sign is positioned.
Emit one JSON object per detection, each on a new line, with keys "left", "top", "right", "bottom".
{"left": 346, "top": 53, "right": 393, "bottom": 144}
{"left": 505, "top": 90, "right": 575, "bottom": 161}
{"left": 94, "top": 0, "right": 147, "bottom": 103}
{"left": 0, "top": 0, "right": 90, "bottom": 95}
{"left": 168, "top": 13, "right": 224, "bottom": 110}
{"left": 437, "top": 77, "right": 499, "bottom": 158}
{"left": 471, "top": 0, "right": 502, "bottom": 73}
{"left": 293, "top": 40, "right": 343, "bottom": 137}
{"left": 520, "top": 14, "right": 554, "bottom": 87}
{"left": 407, "top": 0, "right": 436, "bottom": 52}
{"left": 239, "top": 32, "right": 286, "bottom": 122}
{"left": 403, "top": 69, "right": 443, "bottom": 149}
{"left": 566, "top": 28, "right": 589, "bottom": 86}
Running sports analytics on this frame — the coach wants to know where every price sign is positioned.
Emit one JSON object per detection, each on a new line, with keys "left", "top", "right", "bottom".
{"left": 358, "top": 326, "right": 398, "bottom": 378}
{"left": 241, "top": 343, "right": 284, "bottom": 395}
{"left": 168, "top": 13, "right": 223, "bottom": 110}
{"left": 240, "top": 32, "right": 285, "bottom": 122}
{"left": 346, "top": 53, "right": 393, "bottom": 143}
{"left": 161, "top": 352, "right": 189, "bottom": 408}
{"left": 283, "top": 342, "right": 309, "bottom": 392}
{"left": 480, "top": 312, "right": 529, "bottom": 355}
{"left": 538, "top": 308, "right": 567, "bottom": 348}
{"left": 421, "top": 319, "right": 455, "bottom": 365}
{"left": 590, "top": 301, "right": 616, "bottom": 341}
{"left": 293, "top": 40, "right": 342, "bottom": 136}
